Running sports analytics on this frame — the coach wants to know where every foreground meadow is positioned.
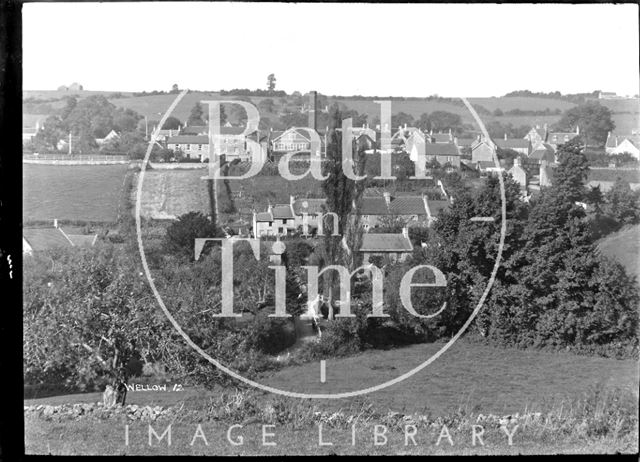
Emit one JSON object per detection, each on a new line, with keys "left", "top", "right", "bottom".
{"left": 24, "top": 340, "right": 639, "bottom": 455}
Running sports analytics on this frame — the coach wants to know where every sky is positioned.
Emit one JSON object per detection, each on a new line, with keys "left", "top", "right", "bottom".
{"left": 23, "top": 2, "right": 640, "bottom": 97}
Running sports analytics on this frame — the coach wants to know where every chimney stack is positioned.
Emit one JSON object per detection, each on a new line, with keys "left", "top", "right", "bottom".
{"left": 308, "top": 91, "right": 317, "bottom": 132}
{"left": 53, "top": 219, "right": 58, "bottom": 229}
{"left": 402, "top": 227, "right": 409, "bottom": 239}
{"left": 504, "top": 133, "right": 508, "bottom": 140}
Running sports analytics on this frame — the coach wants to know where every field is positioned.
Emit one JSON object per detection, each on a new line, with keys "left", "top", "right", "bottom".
{"left": 23, "top": 164, "right": 130, "bottom": 224}
{"left": 598, "top": 224, "right": 640, "bottom": 281}
{"left": 23, "top": 340, "right": 639, "bottom": 455}
{"left": 135, "top": 169, "right": 323, "bottom": 219}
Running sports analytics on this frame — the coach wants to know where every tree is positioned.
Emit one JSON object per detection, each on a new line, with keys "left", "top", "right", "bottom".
{"left": 427, "top": 111, "right": 462, "bottom": 133}
{"left": 165, "top": 211, "right": 221, "bottom": 259}
{"left": 188, "top": 102, "right": 205, "bottom": 126}
{"left": 267, "top": 73, "right": 276, "bottom": 92}
{"left": 557, "top": 101, "right": 615, "bottom": 147}
{"left": 171, "top": 83, "right": 179, "bottom": 93}
{"left": 553, "top": 137, "right": 590, "bottom": 203}
{"left": 32, "top": 115, "right": 67, "bottom": 151}
{"left": 604, "top": 178, "right": 640, "bottom": 225}
{"left": 258, "top": 98, "right": 275, "bottom": 114}
{"left": 162, "top": 116, "right": 182, "bottom": 130}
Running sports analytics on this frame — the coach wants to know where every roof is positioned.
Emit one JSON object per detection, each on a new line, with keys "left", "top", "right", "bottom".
{"left": 360, "top": 233, "right": 413, "bottom": 252}
{"left": 455, "top": 138, "right": 476, "bottom": 147}
{"left": 432, "top": 133, "right": 453, "bottom": 143}
{"left": 361, "top": 196, "right": 389, "bottom": 215}
{"left": 588, "top": 168, "right": 640, "bottom": 184}
{"left": 529, "top": 144, "right": 555, "bottom": 161}
{"left": 425, "top": 143, "right": 460, "bottom": 156}
{"left": 181, "top": 125, "right": 247, "bottom": 136}
{"left": 388, "top": 196, "right": 427, "bottom": 215}
{"left": 427, "top": 200, "right": 450, "bottom": 216}
{"left": 292, "top": 198, "right": 326, "bottom": 215}
{"left": 272, "top": 127, "right": 315, "bottom": 143}
{"left": 547, "top": 132, "right": 578, "bottom": 144}
{"left": 23, "top": 228, "right": 73, "bottom": 251}
{"left": 495, "top": 139, "right": 531, "bottom": 150}
{"left": 256, "top": 211, "right": 273, "bottom": 222}
{"left": 167, "top": 135, "right": 209, "bottom": 145}
{"left": 272, "top": 204, "right": 295, "bottom": 219}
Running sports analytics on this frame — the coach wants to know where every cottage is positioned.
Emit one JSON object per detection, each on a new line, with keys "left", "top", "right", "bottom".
{"left": 526, "top": 142, "right": 555, "bottom": 167}
{"left": 507, "top": 157, "right": 528, "bottom": 190}
{"left": 495, "top": 135, "right": 531, "bottom": 156}
{"left": 546, "top": 127, "right": 579, "bottom": 149}
{"left": 272, "top": 127, "right": 323, "bottom": 156}
{"left": 524, "top": 125, "right": 548, "bottom": 145}
{"left": 424, "top": 142, "right": 462, "bottom": 169}
{"left": 359, "top": 228, "right": 413, "bottom": 265}
{"left": 429, "top": 130, "right": 454, "bottom": 144}
{"left": 471, "top": 136, "right": 497, "bottom": 166}
{"left": 605, "top": 133, "right": 640, "bottom": 159}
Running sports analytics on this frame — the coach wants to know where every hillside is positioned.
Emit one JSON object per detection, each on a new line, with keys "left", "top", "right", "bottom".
{"left": 597, "top": 224, "right": 640, "bottom": 281}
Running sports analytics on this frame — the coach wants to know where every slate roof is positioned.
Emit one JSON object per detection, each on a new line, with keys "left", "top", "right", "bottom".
{"left": 272, "top": 204, "right": 295, "bottom": 219}
{"left": 256, "top": 211, "right": 273, "bottom": 222}
{"left": 455, "top": 138, "right": 476, "bottom": 148}
{"left": 180, "top": 126, "right": 246, "bottom": 136}
{"left": 425, "top": 143, "right": 460, "bottom": 156}
{"left": 360, "top": 233, "right": 413, "bottom": 252}
{"left": 361, "top": 197, "right": 389, "bottom": 215}
{"left": 495, "top": 139, "right": 531, "bottom": 150}
{"left": 547, "top": 133, "right": 578, "bottom": 145}
{"left": 292, "top": 198, "right": 326, "bottom": 215}
{"left": 529, "top": 144, "right": 555, "bottom": 161}
{"left": 167, "top": 135, "right": 209, "bottom": 145}
{"left": 23, "top": 228, "right": 74, "bottom": 251}
{"left": 389, "top": 196, "right": 427, "bottom": 215}
{"left": 432, "top": 133, "right": 453, "bottom": 143}
{"left": 587, "top": 168, "right": 640, "bottom": 184}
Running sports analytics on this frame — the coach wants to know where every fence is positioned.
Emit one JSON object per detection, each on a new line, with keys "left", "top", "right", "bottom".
{"left": 23, "top": 153, "right": 129, "bottom": 162}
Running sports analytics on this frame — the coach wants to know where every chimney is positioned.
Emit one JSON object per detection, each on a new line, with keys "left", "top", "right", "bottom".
{"left": 402, "top": 227, "right": 409, "bottom": 239}
{"left": 308, "top": 91, "right": 317, "bottom": 132}
{"left": 514, "top": 157, "right": 521, "bottom": 167}
{"left": 576, "top": 126, "right": 580, "bottom": 135}
{"left": 504, "top": 133, "right": 507, "bottom": 140}
{"left": 383, "top": 191, "right": 391, "bottom": 207}
{"left": 290, "top": 194, "right": 295, "bottom": 206}
{"left": 404, "top": 123, "right": 407, "bottom": 130}
{"left": 53, "top": 219, "right": 58, "bottom": 229}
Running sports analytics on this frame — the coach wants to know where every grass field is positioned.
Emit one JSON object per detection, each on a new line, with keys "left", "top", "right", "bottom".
{"left": 25, "top": 340, "right": 638, "bottom": 415}
{"left": 23, "top": 164, "right": 129, "bottom": 223}
{"left": 135, "top": 170, "right": 323, "bottom": 219}
{"left": 23, "top": 340, "right": 639, "bottom": 455}
{"left": 598, "top": 224, "right": 640, "bottom": 281}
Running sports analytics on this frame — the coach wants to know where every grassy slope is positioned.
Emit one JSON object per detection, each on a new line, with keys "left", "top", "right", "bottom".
{"left": 23, "top": 164, "right": 129, "bottom": 223}
{"left": 135, "top": 170, "right": 323, "bottom": 219}
{"left": 25, "top": 340, "right": 638, "bottom": 415}
{"left": 597, "top": 224, "right": 640, "bottom": 281}
{"left": 23, "top": 340, "right": 638, "bottom": 455}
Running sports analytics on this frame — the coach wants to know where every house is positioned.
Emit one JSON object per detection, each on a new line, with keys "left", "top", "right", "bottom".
{"left": 358, "top": 228, "right": 413, "bottom": 265}
{"left": 23, "top": 220, "right": 98, "bottom": 255}
{"left": 454, "top": 137, "right": 476, "bottom": 152}
{"left": 526, "top": 142, "right": 555, "bottom": 167}
{"left": 180, "top": 125, "right": 208, "bottom": 135}
{"left": 96, "top": 130, "right": 120, "bottom": 146}
{"left": 361, "top": 192, "right": 449, "bottom": 230}
{"left": 507, "top": 157, "right": 528, "bottom": 190}
{"left": 166, "top": 135, "right": 209, "bottom": 160}
{"left": 424, "top": 142, "right": 461, "bottom": 169}
{"left": 495, "top": 135, "right": 531, "bottom": 156}
{"left": 252, "top": 203, "right": 297, "bottom": 237}
{"left": 391, "top": 125, "right": 422, "bottom": 150}
{"left": 429, "top": 130, "right": 454, "bottom": 144}
{"left": 524, "top": 125, "right": 548, "bottom": 145}
{"left": 271, "top": 127, "right": 324, "bottom": 156}
{"left": 291, "top": 197, "right": 329, "bottom": 235}
{"left": 471, "top": 136, "right": 497, "bottom": 165}
{"left": 539, "top": 160, "right": 555, "bottom": 188}
{"left": 167, "top": 126, "right": 261, "bottom": 161}
{"left": 605, "top": 133, "right": 640, "bottom": 159}
{"left": 546, "top": 127, "right": 579, "bottom": 149}
{"left": 586, "top": 168, "right": 640, "bottom": 192}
